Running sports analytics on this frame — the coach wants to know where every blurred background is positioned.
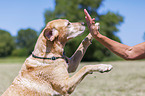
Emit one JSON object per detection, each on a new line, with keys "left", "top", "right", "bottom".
{"left": 0, "top": 0, "right": 145, "bottom": 61}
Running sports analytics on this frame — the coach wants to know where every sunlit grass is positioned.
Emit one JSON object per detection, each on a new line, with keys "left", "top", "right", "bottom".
{"left": 0, "top": 57, "right": 26, "bottom": 64}
{"left": 1, "top": 58, "right": 145, "bottom": 96}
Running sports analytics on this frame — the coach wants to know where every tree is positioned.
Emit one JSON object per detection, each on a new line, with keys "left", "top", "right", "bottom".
{"left": 0, "top": 29, "right": 15, "bottom": 57}
{"left": 16, "top": 28, "right": 38, "bottom": 55}
{"left": 44, "top": 0, "right": 123, "bottom": 61}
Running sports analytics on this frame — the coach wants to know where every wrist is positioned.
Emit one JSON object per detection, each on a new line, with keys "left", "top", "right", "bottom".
{"left": 93, "top": 32, "right": 102, "bottom": 40}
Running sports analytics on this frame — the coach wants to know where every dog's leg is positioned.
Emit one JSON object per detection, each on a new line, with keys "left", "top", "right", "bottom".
{"left": 68, "top": 33, "right": 93, "bottom": 73}
{"left": 63, "top": 64, "right": 112, "bottom": 95}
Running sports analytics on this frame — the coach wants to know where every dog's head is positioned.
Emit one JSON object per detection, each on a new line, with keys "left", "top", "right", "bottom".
{"left": 43, "top": 19, "right": 85, "bottom": 42}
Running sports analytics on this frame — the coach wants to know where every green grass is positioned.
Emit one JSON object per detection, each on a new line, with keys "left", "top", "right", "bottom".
{"left": 71, "top": 61, "right": 145, "bottom": 96}
{"left": 1, "top": 58, "right": 145, "bottom": 96}
{"left": 0, "top": 57, "right": 26, "bottom": 64}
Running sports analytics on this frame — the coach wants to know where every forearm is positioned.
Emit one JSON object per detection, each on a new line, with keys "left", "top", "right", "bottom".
{"left": 68, "top": 34, "right": 92, "bottom": 73}
{"left": 84, "top": 9, "right": 145, "bottom": 60}
{"left": 94, "top": 33, "right": 145, "bottom": 60}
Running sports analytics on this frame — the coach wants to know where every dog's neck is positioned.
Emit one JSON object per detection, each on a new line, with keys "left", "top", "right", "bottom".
{"left": 32, "top": 33, "right": 66, "bottom": 58}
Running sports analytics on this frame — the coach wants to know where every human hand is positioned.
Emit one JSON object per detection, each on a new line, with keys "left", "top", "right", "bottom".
{"left": 84, "top": 9, "right": 100, "bottom": 38}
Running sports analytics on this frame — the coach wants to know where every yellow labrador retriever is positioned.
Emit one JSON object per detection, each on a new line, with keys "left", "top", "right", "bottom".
{"left": 2, "top": 19, "right": 112, "bottom": 96}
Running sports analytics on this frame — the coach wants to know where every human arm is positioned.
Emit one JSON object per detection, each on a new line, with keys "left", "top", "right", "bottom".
{"left": 95, "top": 33, "right": 145, "bottom": 60}
{"left": 84, "top": 9, "right": 145, "bottom": 60}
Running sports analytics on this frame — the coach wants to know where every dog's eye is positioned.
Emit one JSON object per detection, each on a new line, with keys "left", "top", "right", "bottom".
{"left": 67, "top": 22, "right": 71, "bottom": 26}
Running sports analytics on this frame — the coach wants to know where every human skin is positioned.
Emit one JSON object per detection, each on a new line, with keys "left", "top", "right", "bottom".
{"left": 84, "top": 9, "right": 145, "bottom": 60}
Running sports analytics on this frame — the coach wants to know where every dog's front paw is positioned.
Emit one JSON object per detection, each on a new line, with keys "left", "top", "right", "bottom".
{"left": 82, "top": 33, "right": 93, "bottom": 45}
{"left": 86, "top": 33, "right": 93, "bottom": 40}
{"left": 97, "top": 64, "right": 113, "bottom": 73}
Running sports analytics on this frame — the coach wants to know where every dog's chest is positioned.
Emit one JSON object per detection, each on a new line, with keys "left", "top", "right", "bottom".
{"left": 26, "top": 59, "right": 69, "bottom": 81}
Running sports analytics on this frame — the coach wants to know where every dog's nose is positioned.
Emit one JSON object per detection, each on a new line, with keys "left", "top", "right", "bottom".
{"left": 81, "top": 22, "right": 85, "bottom": 25}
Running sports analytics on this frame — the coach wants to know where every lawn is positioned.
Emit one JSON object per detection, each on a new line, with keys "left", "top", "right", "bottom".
{"left": 1, "top": 58, "right": 145, "bottom": 96}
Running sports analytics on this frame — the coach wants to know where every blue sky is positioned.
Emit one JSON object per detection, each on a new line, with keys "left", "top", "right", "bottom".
{"left": 0, "top": 0, "right": 145, "bottom": 46}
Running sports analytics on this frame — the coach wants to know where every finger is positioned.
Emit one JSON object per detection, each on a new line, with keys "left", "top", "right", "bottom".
{"left": 85, "top": 16, "right": 90, "bottom": 23}
{"left": 85, "top": 16, "right": 90, "bottom": 24}
{"left": 85, "top": 16, "right": 91, "bottom": 27}
{"left": 84, "top": 9, "right": 96, "bottom": 24}
{"left": 85, "top": 20, "right": 90, "bottom": 27}
{"left": 85, "top": 16, "right": 88, "bottom": 23}
{"left": 84, "top": 9, "right": 92, "bottom": 21}
{"left": 92, "top": 18, "right": 95, "bottom": 24}
{"left": 84, "top": 9, "right": 92, "bottom": 22}
{"left": 85, "top": 16, "right": 93, "bottom": 25}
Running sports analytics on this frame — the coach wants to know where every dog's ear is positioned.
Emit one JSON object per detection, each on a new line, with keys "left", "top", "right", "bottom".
{"left": 43, "top": 28, "right": 58, "bottom": 41}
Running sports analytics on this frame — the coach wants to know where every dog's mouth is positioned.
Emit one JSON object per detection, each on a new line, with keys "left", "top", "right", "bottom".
{"left": 78, "top": 26, "right": 85, "bottom": 36}
{"left": 67, "top": 25, "right": 85, "bottom": 39}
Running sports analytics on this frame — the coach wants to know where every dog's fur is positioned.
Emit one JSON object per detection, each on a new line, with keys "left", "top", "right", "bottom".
{"left": 2, "top": 19, "right": 112, "bottom": 96}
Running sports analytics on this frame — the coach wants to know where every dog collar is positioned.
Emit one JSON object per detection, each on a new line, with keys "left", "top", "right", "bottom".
{"left": 32, "top": 54, "right": 64, "bottom": 60}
